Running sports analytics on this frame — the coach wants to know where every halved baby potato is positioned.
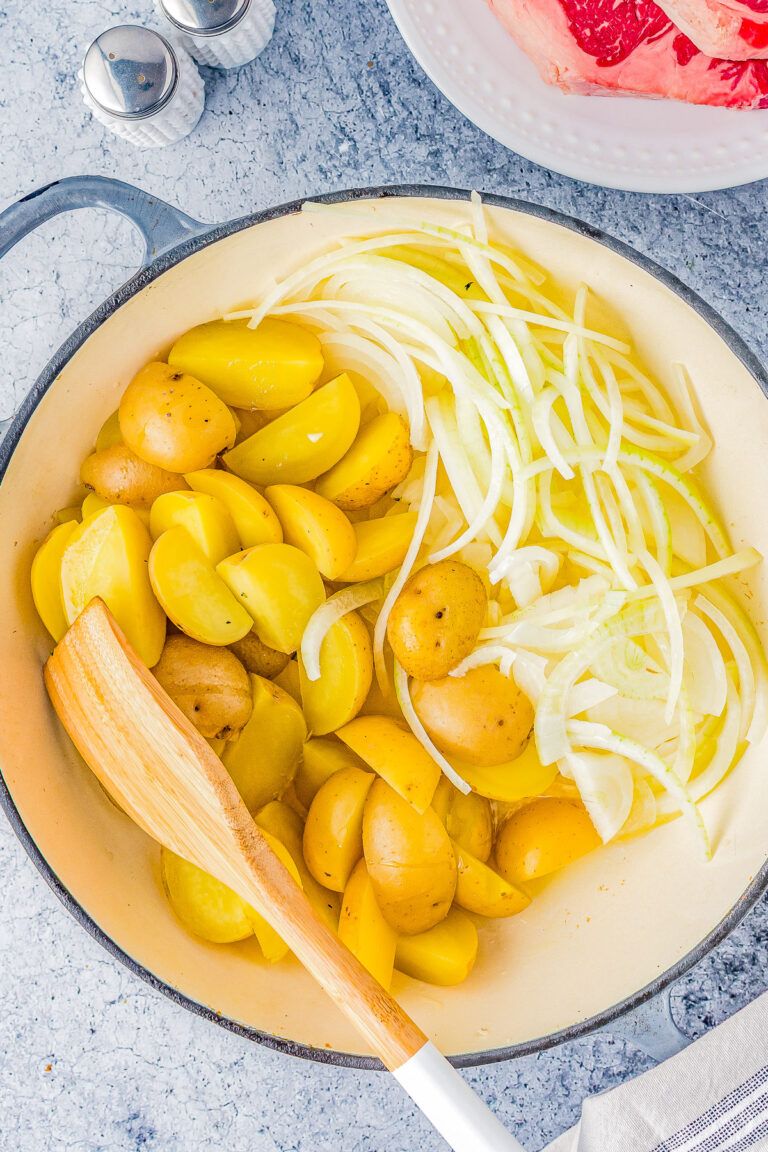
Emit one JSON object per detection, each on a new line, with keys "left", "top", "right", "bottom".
{"left": 216, "top": 542, "right": 325, "bottom": 654}
{"left": 81, "top": 444, "right": 185, "bottom": 510}
{"left": 31, "top": 521, "right": 78, "bottom": 642}
{"left": 299, "top": 611, "right": 372, "bottom": 735}
{"left": 294, "top": 737, "right": 367, "bottom": 810}
{"left": 228, "top": 631, "right": 290, "bottom": 680}
{"left": 495, "top": 798, "right": 601, "bottom": 884}
{"left": 339, "top": 859, "right": 397, "bottom": 990}
{"left": 337, "top": 512, "right": 418, "bottom": 583}
{"left": 336, "top": 715, "right": 441, "bottom": 814}
{"left": 152, "top": 635, "right": 252, "bottom": 741}
{"left": 149, "top": 525, "right": 253, "bottom": 646}
{"left": 303, "top": 766, "right": 374, "bottom": 892}
{"left": 222, "top": 674, "right": 306, "bottom": 812}
{"left": 254, "top": 800, "right": 340, "bottom": 931}
{"left": 119, "top": 362, "right": 237, "bottom": 473}
{"left": 315, "top": 412, "right": 413, "bottom": 510}
{"left": 455, "top": 740, "right": 559, "bottom": 803}
{"left": 61, "top": 505, "right": 166, "bottom": 667}
{"left": 452, "top": 841, "right": 531, "bottom": 918}
{"left": 265, "top": 484, "right": 357, "bottom": 580}
{"left": 394, "top": 908, "right": 478, "bottom": 987}
{"left": 362, "top": 778, "right": 456, "bottom": 935}
{"left": 184, "top": 468, "right": 283, "bottom": 549}
{"left": 431, "top": 777, "right": 493, "bottom": 863}
{"left": 222, "top": 374, "right": 360, "bottom": 486}
{"left": 387, "top": 559, "right": 487, "bottom": 681}
{"left": 150, "top": 490, "right": 240, "bottom": 565}
{"left": 95, "top": 409, "right": 123, "bottom": 451}
{"left": 168, "top": 318, "right": 324, "bottom": 410}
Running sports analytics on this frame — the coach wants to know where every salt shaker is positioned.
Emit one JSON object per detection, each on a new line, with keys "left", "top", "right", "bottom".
{"left": 157, "top": 0, "right": 276, "bottom": 70}
{"left": 80, "top": 26, "right": 204, "bottom": 148}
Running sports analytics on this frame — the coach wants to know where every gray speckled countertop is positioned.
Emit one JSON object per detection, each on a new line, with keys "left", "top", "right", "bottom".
{"left": 1, "top": 2, "right": 768, "bottom": 1149}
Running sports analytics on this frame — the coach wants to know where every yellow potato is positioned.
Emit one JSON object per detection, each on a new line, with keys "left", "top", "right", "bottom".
{"left": 452, "top": 841, "right": 530, "bottom": 918}
{"left": 168, "top": 318, "right": 324, "bottom": 410}
{"left": 149, "top": 526, "right": 253, "bottom": 646}
{"left": 60, "top": 505, "right": 166, "bottom": 667}
{"left": 336, "top": 715, "right": 441, "bottom": 814}
{"left": 222, "top": 674, "right": 306, "bottom": 812}
{"left": 55, "top": 506, "right": 81, "bottom": 525}
{"left": 315, "top": 413, "right": 413, "bottom": 511}
{"left": 272, "top": 658, "right": 302, "bottom": 703}
{"left": 228, "top": 631, "right": 290, "bottom": 679}
{"left": 216, "top": 542, "right": 325, "bottom": 654}
{"left": 430, "top": 777, "right": 492, "bottom": 862}
{"left": 153, "top": 635, "right": 252, "bottom": 740}
{"left": 455, "top": 741, "right": 559, "bottom": 803}
{"left": 411, "top": 665, "right": 534, "bottom": 768}
{"left": 337, "top": 512, "right": 418, "bottom": 583}
{"left": 299, "top": 611, "right": 372, "bottom": 736}
{"left": 149, "top": 490, "right": 240, "bottom": 565}
{"left": 255, "top": 800, "right": 340, "bottom": 931}
{"left": 387, "top": 560, "right": 487, "bottom": 680}
{"left": 394, "top": 908, "right": 478, "bottom": 987}
{"left": 81, "top": 444, "right": 185, "bottom": 510}
{"left": 339, "top": 859, "right": 397, "bottom": 990}
{"left": 294, "top": 737, "right": 366, "bottom": 810}
{"left": 31, "top": 521, "right": 78, "bottom": 642}
{"left": 95, "top": 409, "right": 123, "bottom": 451}
{"left": 184, "top": 468, "right": 283, "bottom": 549}
{"left": 119, "top": 362, "right": 237, "bottom": 473}
{"left": 232, "top": 406, "right": 282, "bottom": 443}
{"left": 362, "top": 778, "right": 456, "bottom": 934}
{"left": 303, "top": 766, "right": 374, "bottom": 892}
{"left": 222, "top": 374, "right": 360, "bottom": 486}
{"left": 161, "top": 847, "right": 252, "bottom": 943}
{"left": 81, "top": 491, "right": 111, "bottom": 519}
{"left": 495, "top": 798, "right": 601, "bottom": 884}
{"left": 265, "top": 485, "right": 357, "bottom": 580}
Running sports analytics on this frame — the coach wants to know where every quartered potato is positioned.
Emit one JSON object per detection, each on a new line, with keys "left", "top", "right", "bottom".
{"left": 294, "top": 737, "right": 366, "bottom": 810}
{"left": 95, "top": 409, "right": 123, "bottom": 451}
{"left": 456, "top": 740, "right": 558, "bottom": 803}
{"left": 60, "top": 505, "right": 166, "bottom": 667}
{"left": 452, "top": 841, "right": 531, "bottom": 918}
{"left": 265, "top": 484, "right": 357, "bottom": 580}
{"left": 394, "top": 908, "right": 478, "bottom": 987}
{"left": 222, "top": 374, "right": 361, "bottom": 486}
{"left": 339, "top": 859, "right": 397, "bottom": 990}
{"left": 153, "top": 635, "right": 252, "bottom": 740}
{"left": 431, "top": 777, "right": 493, "bottom": 862}
{"left": 387, "top": 559, "right": 487, "bottom": 680}
{"left": 184, "top": 468, "right": 283, "bottom": 549}
{"left": 81, "top": 444, "right": 185, "bottom": 510}
{"left": 299, "top": 611, "right": 372, "bottom": 735}
{"left": 161, "top": 847, "right": 253, "bottom": 944}
{"left": 217, "top": 542, "right": 325, "bottom": 654}
{"left": 495, "top": 798, "right": 601, "bottom": 884}
{"left": 336, "top": 715, "right": 441, "bottom": 814}
{"left": 168, "top": 318, "right": 324, "bottom": 410}
{"left": 149, "top": 490, "right": 240, "bottom": 566}
{"left": 148, "top": 526, "right": 253, "bottom": 646}
{"left": 31, "top": 521, "right": 78, "bottom": 642}
{"left": 254, "top": 800, "right": 340, "bottom": 931}
{"left": 228, "top": 631, "right": 290, "bottom": 679}
{"left": 303, "top": 766, "right": 374, "bottom": 892}
{"left": 315, "top": 412, "right": 413, "bottom": 510}
{"left": 411, "top": 665, "right": 534, "bottom": 768}
{"left": 55, "top": 505, "right": 82, "bottom": 525}
{"left": 119, "top": 362, "right": 237, "bottom": 473}
{"left": 337, "top": 512, "right": 418, "bottom": 583}
{"left": 222, "top": 674, "right": 306, "bottom": 812}
{"left": 272, "top": 658, "right": 302, "bottom": 703}
{"left": 362, "top": 778, "right": 457, "bottom": 935}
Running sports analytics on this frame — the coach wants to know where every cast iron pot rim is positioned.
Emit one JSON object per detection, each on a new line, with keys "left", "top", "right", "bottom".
{"left": 1, "top": 182, "right": 767, "bottom": 1071}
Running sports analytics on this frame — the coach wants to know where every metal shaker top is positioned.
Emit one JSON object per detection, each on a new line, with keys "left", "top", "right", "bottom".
{"left": 159, "top": 0, "right": 251, "bottom": 37}
{"left": 82, "top": 26, "right": 178, "bottom": 119}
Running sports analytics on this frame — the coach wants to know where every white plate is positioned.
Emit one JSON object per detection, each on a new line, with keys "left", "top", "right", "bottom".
{"left": 386, "top": 0, "right": 768, "bottom": 192}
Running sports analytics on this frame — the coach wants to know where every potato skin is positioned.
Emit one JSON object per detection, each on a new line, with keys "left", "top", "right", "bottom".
{"left": 387, "top": 560, "right": 487, "bottom": 680}
{"left": 315, "top": 413, "right": 413, "bottom": 511}
{"left": 495, "top": 798, "right": 601, "bottom": 884}
{"left": 81, "top": 444, "right": 184, "bottom": 509}
{"left": 119, "top": 362, "right": 237, "bottom": 473}
{"left": 411, "top": 665, "right": 534, "bottom": 768}
{"left": 362, "top": 778, "right": 457, "bottom": 935}
{"left": 229, "top": 631, "right": 290, "bottom": 679}
{"left": 153, "top": 635, "right": 252, "bottom": 740}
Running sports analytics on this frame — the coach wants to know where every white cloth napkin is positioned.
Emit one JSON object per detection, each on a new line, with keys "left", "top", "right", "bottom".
{"left": 544, "top": 991, "right": 768, "bottom": 1151}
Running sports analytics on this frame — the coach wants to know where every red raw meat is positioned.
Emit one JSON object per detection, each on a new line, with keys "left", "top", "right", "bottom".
{"left": 655, "top": 0, "right": 768, "bottom": 60}
{"left": 485, "top": 0, "right": 768, "bottom": 107}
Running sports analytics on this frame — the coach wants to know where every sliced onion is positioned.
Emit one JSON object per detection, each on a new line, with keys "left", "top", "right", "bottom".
{"left": 563, "top": 751, "right": 634, "bottom": 843}
{"left": 393, "top": 661, "right": 471, "bottom": 794}
{"left": 301, "top": 580, "right": 385, "bottom": 681}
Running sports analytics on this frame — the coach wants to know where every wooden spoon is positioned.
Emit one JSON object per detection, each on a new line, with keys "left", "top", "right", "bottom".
{"left": 45, "top": 599, "right": 523, "bottom": 1152}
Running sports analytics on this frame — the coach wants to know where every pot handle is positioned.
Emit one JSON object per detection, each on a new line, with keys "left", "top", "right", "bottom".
{"left": 596, "top": 984, "right": 690, "bottom": 1064}
{"left": 0, "top": 175, "right": 206, "bottom": 267}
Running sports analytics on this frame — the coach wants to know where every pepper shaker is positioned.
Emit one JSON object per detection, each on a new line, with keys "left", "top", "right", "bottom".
{"left": 80, "top": 26, "right": 204, "bottom": 148}
{"left": 157, "top": 0, "right": 276, "bottom": 70}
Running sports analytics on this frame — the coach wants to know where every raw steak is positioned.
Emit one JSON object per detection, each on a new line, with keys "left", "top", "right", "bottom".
{"left": 485, "top": 0, "right": 768, "bottom": 108}
{"left": 656, "top": 0, "right": 768, "bottom": 60}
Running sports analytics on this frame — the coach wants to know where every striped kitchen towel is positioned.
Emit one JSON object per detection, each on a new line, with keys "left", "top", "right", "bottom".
{"left": 545, "top": 991, "right": 768, "bottom": 1151}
